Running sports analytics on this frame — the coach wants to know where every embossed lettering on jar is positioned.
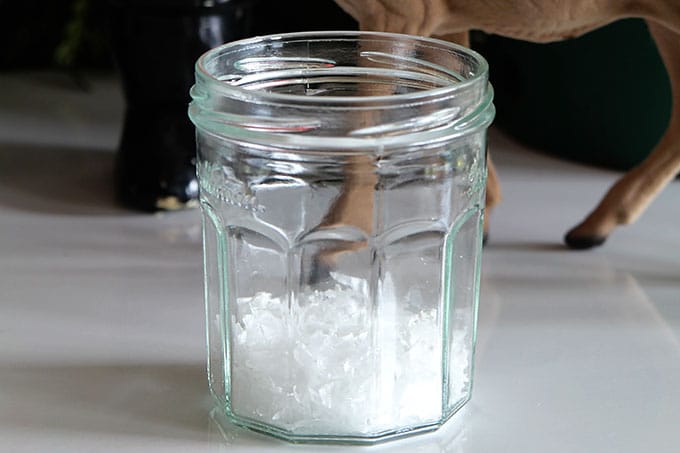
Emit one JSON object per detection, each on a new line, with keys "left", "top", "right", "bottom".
{"left": 189, "top": 31, "right": 494, "bottom": 444}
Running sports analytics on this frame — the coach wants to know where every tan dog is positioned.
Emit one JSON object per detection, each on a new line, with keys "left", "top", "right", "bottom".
{"left": 330, "top": 0, "right": 680, "bottom": 249}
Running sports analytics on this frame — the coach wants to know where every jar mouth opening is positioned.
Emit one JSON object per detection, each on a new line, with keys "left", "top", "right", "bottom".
{"left": 191, "top": 30, "right": 494, "bottom": 151}
{"left": 195, "top": 30, "right": 489, "bottom": 107}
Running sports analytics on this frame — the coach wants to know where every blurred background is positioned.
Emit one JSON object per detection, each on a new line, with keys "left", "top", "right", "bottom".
{"left": 0, "top": 0, "right": 672, "bottom": 210}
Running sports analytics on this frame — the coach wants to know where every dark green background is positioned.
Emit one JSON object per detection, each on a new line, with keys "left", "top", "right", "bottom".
{"left": 474, "top": 19, "right": 672, "bottom": 170}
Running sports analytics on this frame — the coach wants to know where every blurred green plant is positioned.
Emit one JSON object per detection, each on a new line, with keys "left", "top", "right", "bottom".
{"left": 54, "top": 0, "right": 110, "bottom": 69}
{"left": 54, "top": 0, "right": 89, "bottom": 67}
{"left": 0, "top": 0, "right": 111, "bottom": 71}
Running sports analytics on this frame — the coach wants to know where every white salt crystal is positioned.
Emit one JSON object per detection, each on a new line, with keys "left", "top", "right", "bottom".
{"left": 228, "top": 277, "right": 470, "bottom": 436}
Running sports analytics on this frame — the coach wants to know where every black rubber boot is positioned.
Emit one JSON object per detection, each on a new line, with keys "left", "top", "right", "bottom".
{"left": 108, "top": 0, "right": 355, "bottom": 212}
{"left": 108, "top": 0, "right": 259, "bottom": 211}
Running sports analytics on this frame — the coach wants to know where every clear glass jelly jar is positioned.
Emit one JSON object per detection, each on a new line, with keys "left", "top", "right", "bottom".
{"left": 189, "top": 31, "right": 494, "bottom": 444}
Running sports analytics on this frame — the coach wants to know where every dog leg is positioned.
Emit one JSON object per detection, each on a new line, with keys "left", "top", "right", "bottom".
{"left": 437, "top": 33, "right": 502, "bottom": 243}
{"left": 310, "top": 30, "right": 498, "bottom": 283}
{"left": 564, "top": 22, "right": 680, "bottom": 249}
{"left": 436, "top": 31, "right": 469, "bottom": 47}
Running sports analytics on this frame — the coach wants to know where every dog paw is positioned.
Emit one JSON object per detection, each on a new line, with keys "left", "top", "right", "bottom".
{"left": 307, "top": 256, "right": 333, "bottom": 286}
{"left": 563, "top": 230, "right": 607, "bottom": 250}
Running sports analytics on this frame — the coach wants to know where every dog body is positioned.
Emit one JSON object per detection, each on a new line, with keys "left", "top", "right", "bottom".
{"left": 332, "top": 0, "right": 680, "bottom": 248}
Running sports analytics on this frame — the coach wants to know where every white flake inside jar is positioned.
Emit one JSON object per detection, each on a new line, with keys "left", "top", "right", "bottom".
{"left": 228, "top": 273, "right": 471, "bottom": 436}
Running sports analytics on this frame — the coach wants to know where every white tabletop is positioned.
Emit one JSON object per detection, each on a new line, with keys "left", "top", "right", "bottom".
{"left": 2, "top": 73, "right": 680, "bottom": 453}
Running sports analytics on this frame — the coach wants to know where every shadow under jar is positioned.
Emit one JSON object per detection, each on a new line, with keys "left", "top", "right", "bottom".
{"left": 189, "top": 31, "right": 494, "bottom": 444}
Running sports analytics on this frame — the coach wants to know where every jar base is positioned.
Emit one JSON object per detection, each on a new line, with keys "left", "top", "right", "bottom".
{"left": 209, "top": 394, "right": 471, "bottom": 445}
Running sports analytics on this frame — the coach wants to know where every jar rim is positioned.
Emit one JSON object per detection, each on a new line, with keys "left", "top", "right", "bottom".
{"left": 191, "top": 30, "right": 493, "bottom": 151}
{"left": 195, "top": 30, "right": 489, "bottom": 106}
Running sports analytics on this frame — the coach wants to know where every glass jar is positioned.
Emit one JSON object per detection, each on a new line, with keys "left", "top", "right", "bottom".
{"left": 189, "top": 31, "right": 494, "bottom": 444}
